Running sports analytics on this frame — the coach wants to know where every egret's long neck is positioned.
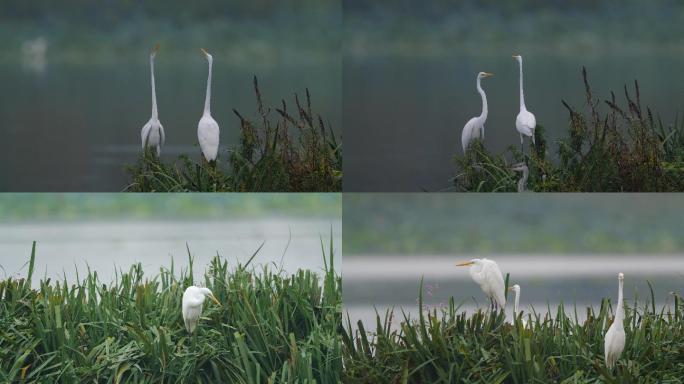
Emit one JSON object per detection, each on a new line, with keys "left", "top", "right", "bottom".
{"left": 518, "top": 60, "right": 526, "bottom": 111}
{"left": 615, "top": 279, "right": 624, "bottom": 323}
{"left": 514, "top": 290, "right": 520, "bottom": 314}
{"left": 203, "top": 58, "right": 213, "bottom": 115}
{"left": 477, "top": 77, "right": 488, "bottom": 120}
{"left": 150, "top": 55, "right": 158, "bottom": 119}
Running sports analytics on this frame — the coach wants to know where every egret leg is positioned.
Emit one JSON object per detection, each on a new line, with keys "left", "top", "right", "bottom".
{"left": 520, "top": 134, "right": 524, "bottom": 155}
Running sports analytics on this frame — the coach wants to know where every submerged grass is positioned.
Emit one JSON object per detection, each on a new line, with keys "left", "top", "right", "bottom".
{"left": 342, "top": 278, "right": 684, "bottom": 383}
{"left": 0, "top": 240, "right": 341, "bottom": 383}
{"left": 454, "top": 67, "right": 684, "bottom": 192}
{"left": 125, "top": 77, "right": 342, "bottom": 192}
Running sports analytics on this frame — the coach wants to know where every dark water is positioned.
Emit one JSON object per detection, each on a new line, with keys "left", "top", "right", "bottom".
{"left": 344, "top": 53, "right": 684, "bottom": 191}
{"left": 0, "top": 59, "right": 341, "bottom": 191}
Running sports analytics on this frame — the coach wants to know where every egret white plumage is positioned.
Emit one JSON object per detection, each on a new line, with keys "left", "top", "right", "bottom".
{"left": 604, "top": 272, "right": 625, "bottom": 370}
{"left": 182, "top": 286, "right": 220, "bottom": 334}
{"left": 140, "top": 44, "right": 165, "bottom": 156}
{"left": 456, "top": 258, "right": 506, "bottom": 309}
{"left": 510, "top": 162, "right": 529, "bottom": 192}
{"left": 198, "top": 48, "right": 220, "bottom": 163}
{"left": 461, "top": 72, "right": 494, "bottom": 153}
{"left": 513, "top": 55, "right": 536, "bottom": 156}
{"left": 509, "top": 284, "right": 527, "bottom": 327}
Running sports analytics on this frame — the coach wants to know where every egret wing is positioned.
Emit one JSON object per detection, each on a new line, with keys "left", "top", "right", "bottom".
{"left": 484, "top": 261, "right": 506, "bottom": 307}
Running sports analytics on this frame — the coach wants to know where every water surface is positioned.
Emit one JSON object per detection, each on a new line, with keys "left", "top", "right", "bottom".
{"left": 0, "top": 59, "right": 341, "bottom": 191}
{"left": 0, "top": 218, "right": 342, "bottom": 283}
{"left": 344, "top": 255, "right": 684, "bottom": 330}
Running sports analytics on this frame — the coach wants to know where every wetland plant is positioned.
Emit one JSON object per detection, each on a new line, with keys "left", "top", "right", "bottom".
{"left": 125, "top": 77, "right": 342, "bottom": 192}
{"left": 0, "top": 240, "right": 341, "bottom": 382}
{"left": 342, "top": 279, "right": 684, "bottom": 383}
{"left": 454, "top": 67, "right": 684, "bottom": 192}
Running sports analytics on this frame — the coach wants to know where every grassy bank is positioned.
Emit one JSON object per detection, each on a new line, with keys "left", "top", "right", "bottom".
{"left": 342, "top": 278, "right": 684, "bottom": 383}
{"left": 0, "top": 241, "right": 341, "bottom": 383}
{"left": 454, "top": 68, "right": 684, "bottom": 192}
{"left": 125, "top": 77, "right": 342, "bottom": 192}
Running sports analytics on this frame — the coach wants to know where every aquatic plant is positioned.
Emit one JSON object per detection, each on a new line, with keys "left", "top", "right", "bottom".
{"left": 0, "top": 240, "right": 341, "bottom": 382}
{"left": 453, "top": 68, "right": 684, "bottom": 192}
{"left": 342, "top": 278, "right": 684, "bottom": 383}
{"left": 125, "top": 77, "right": 342, "bottom": 192}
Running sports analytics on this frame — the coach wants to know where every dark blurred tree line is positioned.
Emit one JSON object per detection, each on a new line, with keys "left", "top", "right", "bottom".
{"left": 0, "top": 0, "right": 334, "bottom": 26}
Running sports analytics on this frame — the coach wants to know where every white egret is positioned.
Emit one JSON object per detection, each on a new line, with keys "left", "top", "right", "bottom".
{"left": 604, "top": 272, "right": 625, "bottom": 370}
{"left": 510, "top": 162, "right": 529, "bottom": 192}
{"left": 198, "top": 48, "right": 220, "bottom": 163}
{"left": 456, "top": 258, "right": 506, "bottom": 309}
{"left": 182, "top": 286, "right": 221, "bottom": 334}
{"left": 509, "top": 284, "right": 527, "bottom": 327}
{"left": 461, "top": 72, "right": 494, "bottom": 153}
{"left": 141, "top": 44, "right": 165, "bottom": 156}
{"left": 513, "top": 55, "right": 536, "bottom": 155}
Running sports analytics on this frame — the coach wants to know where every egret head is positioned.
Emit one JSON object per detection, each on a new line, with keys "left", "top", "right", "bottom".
{"left": 478, "top": 72, "right": 494, "bottom": 80}
{"left": 200, "top": 48, "right": 213, "bottom": 61}
{"left": 512, "top": 54, "right": 522, "bottom": 63}
{"left": 200, "top": 287, "right": 221, "bottom": 305}
{"left": 618, "top": 272, "right": 624, "bottom": 281}
{"left": 455, "top": 258, "right": 480, "bottom": 267}
{"left": 151, "top": 44, "right": 160, "bottom": 58}
{"left": 509, "top": 284, "right": 521, "bottom": 293}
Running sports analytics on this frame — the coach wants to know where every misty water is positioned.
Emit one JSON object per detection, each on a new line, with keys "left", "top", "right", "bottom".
{"left": 0, "top": 218, "right": 341, "bottom": 283}
{"left": 344, "top": 255, "right": 684, "bottom": 330}
{"left": 345, "top": 53, "right": 684, "bottom": 191}
{"left": 0, "top": 59, "right": 341, "bottom": 191}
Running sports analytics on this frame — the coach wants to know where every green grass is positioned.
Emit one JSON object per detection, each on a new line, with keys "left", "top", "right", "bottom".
{"left": 454, "top": 67, "right": 684, "bottom": 192}
{"left": 125, "top": 77, "right": 342, "bottom": 192}
{"left": 342, "top": 277, "right": 684, "bottom": 383}
{"left": 0, "top": 240, "right": 341, "bottom": 383}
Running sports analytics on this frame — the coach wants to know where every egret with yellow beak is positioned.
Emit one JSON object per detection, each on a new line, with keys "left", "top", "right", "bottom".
{"left": 513, "top": 55, "right": 536, "bottom": 156}
{"left": 182, "top": 286, "right": 221, "bottom": 334}
{"left": 456, "top": 258, "right": 505, "bottom": 310}
{"left": 461, "top": 72, "right": 494, "bottom": 153}
{"left": 140, "top": 44, "right": 165, "bottom": 156}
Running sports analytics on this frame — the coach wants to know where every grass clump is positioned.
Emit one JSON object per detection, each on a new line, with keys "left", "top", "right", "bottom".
{"left": 0, "top": 240, "right": 341, "bottom": 383}
{"left": 125, "top": 76, "right": 342, "bottom": 192}
{"left": 454, "top": 67, "right": 684, "bottom": 192}
{"left": 342, "top": 278, "right": 684, "bottom": 383}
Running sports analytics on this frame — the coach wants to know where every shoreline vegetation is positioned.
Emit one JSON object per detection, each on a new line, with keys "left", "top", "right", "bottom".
{"left": 0, "top": 240, "right": 341, "bottom": 382}
{"left": 342, "top": 277, "right": 684, "bottom": 383}
{"left": 454, "top": 67, "right": 684, "bottom": 192}
{"left": 125, "top": 77, "right": 342, "bottom": 192}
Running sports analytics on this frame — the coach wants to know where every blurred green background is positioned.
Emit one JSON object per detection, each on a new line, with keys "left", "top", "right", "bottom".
{"left": 0, "top": 193, "right": 341, "bottom": 221}
{"left": 344, "top": 194, "right": 684, "bottom": 254}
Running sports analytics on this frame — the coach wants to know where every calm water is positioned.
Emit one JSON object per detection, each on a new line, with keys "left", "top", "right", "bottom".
{"left": 344, "top": 54, "right": 684, "bottom": 191}
{"left": 344, "top": 255, "right": 684, "bottom": 330}
{"left": 0, "top": 218, "right": 341, "bottom": 283}
{"left": 0, "top": 59, "right": 341, "bottom": 191}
